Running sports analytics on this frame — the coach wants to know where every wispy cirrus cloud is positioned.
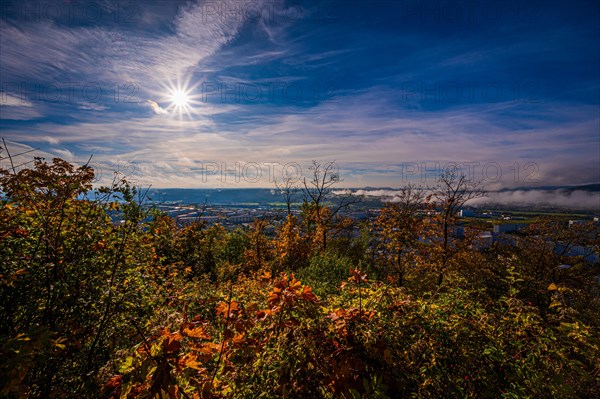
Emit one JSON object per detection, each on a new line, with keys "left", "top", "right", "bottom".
{"left": 1, "top": 85, "right": 597, "bottom": 188}
{"left": 1, "top": 0, "right": 271, "bottom": 110}
{"left": 0, "top": 0, "right": 598, "bottom": 192}
{"left": 0, "top": 91, "right": 43, "bottom": 120}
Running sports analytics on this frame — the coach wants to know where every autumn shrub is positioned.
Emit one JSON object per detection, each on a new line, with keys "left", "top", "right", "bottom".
{"left": 107, "top": 272, "right": 325, "bottom": 398}
{"left": 0, "top": 158, "right": 158, "bottom": 397}
{"left": 2, "top": 157, "right": 599, "bottom": 398}
{"left": 272, "top": 214, "right": 310, "bottom": 273}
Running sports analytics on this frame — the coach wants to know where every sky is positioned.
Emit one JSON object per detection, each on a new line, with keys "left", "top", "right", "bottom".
{"left": 0, "top": 0, "right": 599, "bottom": 190}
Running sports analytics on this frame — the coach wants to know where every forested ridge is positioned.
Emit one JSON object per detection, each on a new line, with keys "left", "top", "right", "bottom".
{"left": 1, "top": 158, "right": 599, "bottom": 398}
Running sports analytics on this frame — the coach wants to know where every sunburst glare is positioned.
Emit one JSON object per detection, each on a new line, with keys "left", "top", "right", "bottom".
{"left": 170, "top": 88, "right": 190, "bottom": 108}
{"left": 155, "top": 78, "right": 201, "bottom": 120}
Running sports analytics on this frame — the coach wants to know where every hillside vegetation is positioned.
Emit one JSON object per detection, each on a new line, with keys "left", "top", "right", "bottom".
{"left": 1, "top": 158, "right": 599, "bottom": 398}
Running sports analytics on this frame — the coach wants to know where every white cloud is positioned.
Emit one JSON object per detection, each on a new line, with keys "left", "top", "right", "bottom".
{"left": 78, "top": 102, "right": 108, "bottom": 111}
{"left": 0, "top": 0, "right": 271, "bottom": 100}
{"left": 0, "top": 2, "right": 597, "bottom": 191}
{"left": 470, "top": 190, "right": 600, "bottom": 210}
{"left": 1, "top": 90, "right": 598, "bottom": 188}
{"left": 0, "top": 105, "right": 43, "bottom": 120}
{"left": 43, "top": 136, "right": 60, "bottom": 145}
{"left": 147, "top": 100, "right": 168, "bottom": 115}
{"left": 334, "top": 188, "right": 600, "bottom": 211}
{"left": 0, "top": 92, "right": 42, "bottom": 120}
{"left": 53, "top": 148, "right": 76, "bottom": 161}
{"left": 1, "top": 92, "right": 33, "bottom": 107}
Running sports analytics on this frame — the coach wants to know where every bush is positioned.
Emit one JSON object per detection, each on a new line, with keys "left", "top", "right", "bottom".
{"left": 2, "top": 157, "right": 599, "bottom": 398}
{"left": 297, "top": 253, "right": 353, "bottom": 297}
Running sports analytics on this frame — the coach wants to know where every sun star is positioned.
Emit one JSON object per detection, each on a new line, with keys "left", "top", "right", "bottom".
{"left": 170, "top": 88, "right": 190, "bottom": 108}
{"left": 157, "top": 78, "right": 200, "bottom": 120}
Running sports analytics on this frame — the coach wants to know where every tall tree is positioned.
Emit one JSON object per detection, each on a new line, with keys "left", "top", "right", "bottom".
{"left": 375, "top": 184, "right": 427, "bottom": 286}
{"left": 274, "top": 174, "right": 299, "bottom": 216}
{"left": 301, "top": 161, "right": 360, "bottom": 252}
{"left": 433, "top": 167, "right": 485, "bottom": 285}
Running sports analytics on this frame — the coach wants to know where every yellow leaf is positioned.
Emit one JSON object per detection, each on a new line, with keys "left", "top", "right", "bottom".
{"left": 182, "top": 354, "right": 203, "bottom": 370}
{"left": 261, "top": 271, "right": 272, "bottom": 281}
{"left": 53, "top": 337, "right": 67, "bottom": 350}
{"left": 548, "top": 283, "right": 558, "bottom": 291}
{"left": 183, "top": 326, "right": 211, "bottom": 340}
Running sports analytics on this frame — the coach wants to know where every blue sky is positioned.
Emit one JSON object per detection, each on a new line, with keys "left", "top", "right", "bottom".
{"left": 0, "top": 0, "right": 599, "bottom": 189}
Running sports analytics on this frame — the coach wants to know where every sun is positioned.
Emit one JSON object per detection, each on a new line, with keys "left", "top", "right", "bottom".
{"left": 155, "top": 78, "right": 200, "bottom": 120}
{"left": 170, "top": 88, "right": 190, "bottom": 108}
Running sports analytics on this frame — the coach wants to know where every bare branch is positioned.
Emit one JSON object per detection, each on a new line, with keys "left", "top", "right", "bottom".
{"left": 274, "top": 173, "right": 299, "bottom": 215}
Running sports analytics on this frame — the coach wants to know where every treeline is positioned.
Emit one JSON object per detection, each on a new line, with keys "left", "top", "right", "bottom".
{"left": 1, "top": 158, "right": 599, "bottom": 398}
